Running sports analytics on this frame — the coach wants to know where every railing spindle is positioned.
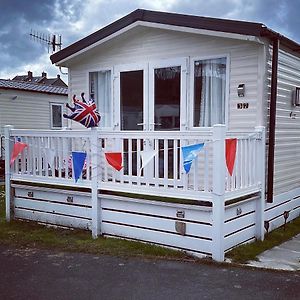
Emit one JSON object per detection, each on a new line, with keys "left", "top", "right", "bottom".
{"left": 163, "top": 139, "right": 168, "bottom": 187}
{"left": 173, "top": 139, "right": 178, "bottom": 188}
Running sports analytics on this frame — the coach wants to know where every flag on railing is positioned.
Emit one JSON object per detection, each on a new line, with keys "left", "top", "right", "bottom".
{"left": 63, "top": 93, "right": 101, "bottom": 128}
{"left": 105, "top": 152, "right": 123, "bottom": 171}
{"left": 72, "top": 151, "right": 87, "bottom": 182}
{"left": 10, "top": 142, "right": 28, "bottom": 165}
{"left": 44, "top": 148, "right": 56, "bottom": 168}
{"left": 225, "top": 138, "right": 237, "bottom": 176}
{"left": 181, "top": 143, "right": 204, "bottom": 173}
{"left": 140, "top": 150, "right": 158, "bottom": 170}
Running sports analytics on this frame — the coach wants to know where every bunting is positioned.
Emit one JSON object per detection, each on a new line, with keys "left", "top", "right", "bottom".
{"left": 105, "top": 152, "right": 123, "bottom": 171}
{"left": 140, "top": 150, "right": 158, "bottom": 170}
{"left": 72, "top": 151, "right": 87, "bottom": 182}
{"left": 10, "top": 142, "right": 28, "bottom": 165}
{"left": 9, "top": 138, "right": 239, "bottom": 178}
{"left": 44, "top": 148, "right": 56, "bottom": 168}
{"left": 225, "top": 138, "right": 237, "bottom": 176}
{"left": 181, "top": 143, "right": 204, "bottom": 174}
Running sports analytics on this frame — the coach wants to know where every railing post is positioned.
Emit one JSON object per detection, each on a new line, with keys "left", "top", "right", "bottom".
{"left": 211, "top": 124, "right": 226, "bottom": 262}
{"left": 91, "top": 127, "right": 101, "bottom": 238}
{"left": 255, "top": 126, "right": 265, "bottom": 241}
{"left": 4, "top": 125, "right": 13, "bottom": 222}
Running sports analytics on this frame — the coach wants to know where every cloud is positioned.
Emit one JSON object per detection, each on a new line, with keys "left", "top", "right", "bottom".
{"left": 0, "top": 0, "right": 299, "bottom": 82}
{"left": 0, "top": 0, "right": 84, "bottom": 80}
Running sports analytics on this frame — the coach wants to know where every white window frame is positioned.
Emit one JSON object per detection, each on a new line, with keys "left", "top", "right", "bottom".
{"left": 50, "top": 103, "right": 64, "bottom": 129}
{"left": 113, "top": 62, "right": 148, "bottom": 131}
{"left": 189, "top": 54, "right": 230, "bottom": 130}
{"left": 149, "top": 57, "right": 188, "bottom": 131}
{"left": 87, "top": 68, "right": 113, "bottom": 130}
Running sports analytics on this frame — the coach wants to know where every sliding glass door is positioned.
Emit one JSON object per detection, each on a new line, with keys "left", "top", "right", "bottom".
{"left": 149, "top": 58, "right": 187, "bottom": 131}
{"left": 115, "top": 59, "right": 186, "bottom": 132}
{"left": 114, "top": 63, "right": 148, "bottom": 131}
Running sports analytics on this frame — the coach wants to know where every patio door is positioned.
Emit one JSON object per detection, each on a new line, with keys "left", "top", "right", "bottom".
{"left": 114, "top": 63, "right": 148, "bottom": 131}
{"left": 149, "top": 58, "right": 187, "bottom": 131}
{"left": 114, "top": 59, "right": 187, "bottom": 180}
{"left": 148, "top": 58, "right": 187, "bottom": 180}
{"left": 114, "top": 58, "right": 187, "bottom": 131}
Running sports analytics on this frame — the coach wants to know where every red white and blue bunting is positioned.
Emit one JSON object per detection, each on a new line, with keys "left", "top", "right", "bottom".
{"left": 10, "top": 138, "right": 238, "bottom": 183}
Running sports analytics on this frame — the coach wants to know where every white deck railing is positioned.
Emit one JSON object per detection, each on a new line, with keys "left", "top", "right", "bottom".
{"left": 4, "top": 124, "right": 266, "bottom": 261}
{"left": 5, "top": 125, "right": 265, "bottom": 202}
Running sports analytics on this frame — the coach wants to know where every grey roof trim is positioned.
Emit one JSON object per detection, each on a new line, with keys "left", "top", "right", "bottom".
{"left": 50, "top": 9, "right": 300, "bottom": 64}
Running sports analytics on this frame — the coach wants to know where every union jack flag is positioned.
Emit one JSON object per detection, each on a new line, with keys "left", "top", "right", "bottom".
{"left": 63, "top": 94, "right": 101, "bottom": 128}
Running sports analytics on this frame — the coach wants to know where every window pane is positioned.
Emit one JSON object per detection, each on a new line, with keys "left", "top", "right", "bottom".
{"left": 90, "top": 70, "right": 112, "bottom": 128}
{"left": 154, "top": 66, "right": 180, "bottom": 131}
{"left": 120, "top": 70, "right": 143, "bottom": 130}
{"left": 52, "top": 104, "right": 62, "bottom": 128}
{"left": 194, "top": 57, "right": 226, "bottom": 127}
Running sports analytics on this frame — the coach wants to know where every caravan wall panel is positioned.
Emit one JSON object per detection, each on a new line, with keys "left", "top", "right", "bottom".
{"left": 13, "top": 185, "right": 92, "bottom": 230}
{"left": 101, "top": 195, "right": 213, "bottom": 257}
{"left": 68, "top": 26, "right": 261, "bottom": 131}
{"left": 266, "top": 47, "right": 300, "bottom": 196}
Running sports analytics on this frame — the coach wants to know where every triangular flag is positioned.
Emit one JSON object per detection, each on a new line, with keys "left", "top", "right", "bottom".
{"left": 226, "top": 138, "right": 237, "bottom": 176}
{"left": 44, "top": 148, "right": 56, "bottom": 168}
{"left": 181, "top": 143, "right": 204, "bottom": 173}
{"left": 140, "top": 150, "right": 158, "bottom": 170}
{"left": 105, "top": 152, "right": 123, "bottom": 171}
{"left": 72, "top": 151, "right": 87, "bottom": 182}
{"left": 10, "top": 142, "right": 28, "bottom": 165}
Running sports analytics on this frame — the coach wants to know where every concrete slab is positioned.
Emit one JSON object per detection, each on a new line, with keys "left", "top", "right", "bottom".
{"left": 247, "top": 234, "right": 300, "bottom": 271}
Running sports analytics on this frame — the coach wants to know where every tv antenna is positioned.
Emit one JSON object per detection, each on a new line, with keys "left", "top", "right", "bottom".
{"left": 29, "top": 30, "right": 62, "bottom": 53}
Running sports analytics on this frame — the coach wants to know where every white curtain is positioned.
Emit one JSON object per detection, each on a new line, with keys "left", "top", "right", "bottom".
{"left": 97, "top": 70, "right": 112, "bottom": 128}
{"left": 195, "top": 58, "right": 226, "bottom": 127}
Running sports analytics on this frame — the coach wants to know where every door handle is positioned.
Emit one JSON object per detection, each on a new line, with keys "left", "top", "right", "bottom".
{"left": 137, "top": 123, "right": 145, "bottom": 126}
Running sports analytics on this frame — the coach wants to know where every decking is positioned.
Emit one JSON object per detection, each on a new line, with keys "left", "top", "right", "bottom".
{"left": 4, "top": 124, "right": 267, "bottom": 261}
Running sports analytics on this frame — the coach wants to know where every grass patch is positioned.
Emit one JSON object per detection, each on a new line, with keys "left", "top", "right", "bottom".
{"left": 0, "top": 186, "right": 189, "bottom": 260}
{"left": 226, "top": 217, "right": 300, "bottom": 264}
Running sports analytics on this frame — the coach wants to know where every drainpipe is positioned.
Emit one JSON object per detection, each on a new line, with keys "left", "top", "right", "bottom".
{"left": 267, "top": 38, "right": 279, "bottom": 203}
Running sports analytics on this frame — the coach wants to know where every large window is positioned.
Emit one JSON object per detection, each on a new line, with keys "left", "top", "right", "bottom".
{"left": 89, "top": 70, "right": 112, "bottom": 128}
{"left": 50, "top": 103, "right": 63, "bottom": 129}
{"left": 193, "top": 57, "right": 227, "bottom": 127}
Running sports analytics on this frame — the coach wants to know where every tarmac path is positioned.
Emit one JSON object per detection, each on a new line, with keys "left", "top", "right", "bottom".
{"left": 0, "top": 244, "right": 299, "bottom": 300}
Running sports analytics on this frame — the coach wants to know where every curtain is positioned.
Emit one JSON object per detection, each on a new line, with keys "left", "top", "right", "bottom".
{"left": 97, "top": 70, "right": 111, "bottom": 128}
{"left": 194, "top": 58, "right": 226, "bottom": 127}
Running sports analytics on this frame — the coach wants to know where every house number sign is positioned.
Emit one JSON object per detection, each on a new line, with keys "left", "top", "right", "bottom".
{"left": 237, "top": 103, "right": 249, "bottom": 109}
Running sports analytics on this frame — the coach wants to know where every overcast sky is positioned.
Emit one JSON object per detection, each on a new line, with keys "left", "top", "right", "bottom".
{"left": 1, "top": 0, "right": 299, "bottom": 83}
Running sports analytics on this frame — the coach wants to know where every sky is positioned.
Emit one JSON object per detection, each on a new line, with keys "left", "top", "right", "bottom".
{"left": 1, "top": 0, "right": 300, "bottom": 84}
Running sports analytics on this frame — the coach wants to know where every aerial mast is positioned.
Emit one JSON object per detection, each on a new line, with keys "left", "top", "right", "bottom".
{"left": 29, "top": 30, "right": 62, "bottom": 53}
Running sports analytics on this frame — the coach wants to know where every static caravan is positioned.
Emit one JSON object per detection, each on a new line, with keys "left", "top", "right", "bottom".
{"left": 0, "top": 80, "right": 68, "bottom": 134}
{"left": 0, "top": 79, "right": 68, "bottom": 161}
{"left": 5, "top": 9, "right": 300, "bottom": 261}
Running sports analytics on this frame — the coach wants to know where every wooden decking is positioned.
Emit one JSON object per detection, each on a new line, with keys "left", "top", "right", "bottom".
{"left": 4, "top": 124, "right": 268, "bottom": 261}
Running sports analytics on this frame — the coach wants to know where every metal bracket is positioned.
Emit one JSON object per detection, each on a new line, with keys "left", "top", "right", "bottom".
{"left": 66, "top": 196, "right": 73, "bottom": 203}
{"left": 176, "top": 210, "right": 185, "bottom": 218}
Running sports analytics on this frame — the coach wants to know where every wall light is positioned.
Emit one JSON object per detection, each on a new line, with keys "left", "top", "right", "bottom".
{"left": 237, "top": 84, "right": 245, "bottom": 97}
